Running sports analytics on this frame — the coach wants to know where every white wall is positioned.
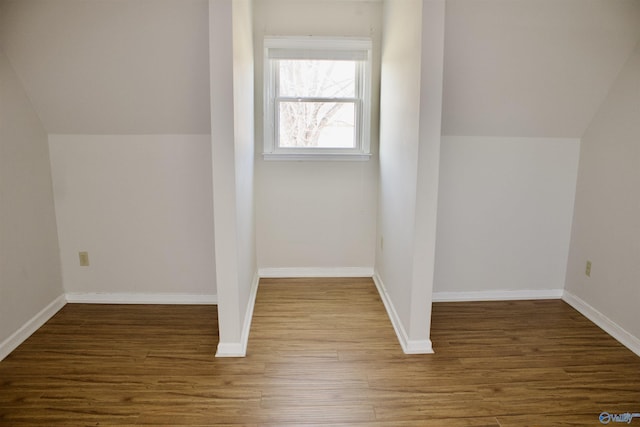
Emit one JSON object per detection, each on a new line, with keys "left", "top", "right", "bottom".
{"left": 375, "top": 0, "right": 444, "bottom": 353}
{"left": 232, "top": 0, "right": 257, "bottom": 339}
{"left": 565, "top": 41, "right": 640, "bottom": 348}
{"left": 442, "top": 0, "right": 640, "bottom": 138}
{"left": 435, "top": 137, "right": 580, "bottom": 299}
{"left": 410, "top": 0, "right": 446, "bottom": 341}
{"left": 209, "top": 0, "right": 257, "bottom": 356}
{"left": 253, "top": 0, "right": 381, "bottom": 274}
{"left": 0, "top": 0, "right": 210, "bottom": 134}
{"left": 0, "top": 49, "right": 64, "bottom": 359}
{"left": 435, "top": 1, "right": 638, "bottom": 303}
{"left": 48, "top": 135, "right": 216, "bottom": 300}
{"left": 377, "top": 0, "right": 422, "bottom": 333}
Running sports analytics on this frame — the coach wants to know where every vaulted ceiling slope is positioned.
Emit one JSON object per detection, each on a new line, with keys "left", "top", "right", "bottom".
{"left": 1, "top": 0, "right": 639, "bottom": 137}
{"left": 0, "top": 0, "right": 210, "bottom": 135}
{"left": 442, "top": 0, "right": 640, "bottom": 138}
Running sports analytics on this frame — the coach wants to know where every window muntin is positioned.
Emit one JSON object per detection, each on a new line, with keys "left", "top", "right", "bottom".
{"left": 264, "top": 37, "right": 372, "bottom": 160}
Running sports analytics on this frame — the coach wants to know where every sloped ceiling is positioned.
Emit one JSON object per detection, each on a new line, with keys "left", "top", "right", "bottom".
{"left": 442, "top": 0, "right": 640, "bottom": 137}
{"left": 0, "top": 0, "right": 210, "bottom": 134}
{"left": 1, "top": 0, "right": 639, "bottom": 137}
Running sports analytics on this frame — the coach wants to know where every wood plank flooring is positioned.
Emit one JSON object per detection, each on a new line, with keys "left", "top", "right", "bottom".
{"left": 1, "top": 277, "right": 639, "bottom": 426}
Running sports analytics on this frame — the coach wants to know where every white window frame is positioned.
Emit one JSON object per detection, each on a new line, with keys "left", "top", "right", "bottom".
{"left": 263, "top": 36, "right": 372, "bottom": 161}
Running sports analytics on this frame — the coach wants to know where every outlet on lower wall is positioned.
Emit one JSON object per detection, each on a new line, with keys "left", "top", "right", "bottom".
{"left": 585, "top": 260, "right": 592, "bottom": 277}
{"left": 79, "top": 251, "right": 90, "bottom": 267}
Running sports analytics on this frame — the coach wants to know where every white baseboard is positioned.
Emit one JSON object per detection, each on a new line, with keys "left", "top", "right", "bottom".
{"left": 372, "top": 273, "right": 434, "bottom": 355}
{"left": 216, "top": 272, "right": 260, "bottom": 357}
{"left": 0, "top": 294, "right": 67, "bottom": 362}
{"left": 562, "top": 290, "right": 640, "bottom": 358}
{"left": 65, "top": 293, "right": 218, "bottom": 305}
{"left": 433, "top": 289, "right": 564, "bottom": 302}
{"left": 258, "top": 267, "right": 374, "bottom": 278}
{"left": 215, "top": 342, "right": 245, "bottom": 357}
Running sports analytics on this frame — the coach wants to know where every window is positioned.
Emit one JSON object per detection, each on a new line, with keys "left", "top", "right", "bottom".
{"left": 263, "top": 37, "right": 372, "bottom": 160}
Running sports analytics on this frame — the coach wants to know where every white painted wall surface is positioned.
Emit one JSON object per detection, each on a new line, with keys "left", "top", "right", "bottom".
{"left": 253, "top": 0, "right": 381, "bottom": 273}
{"left": 48, "top": 135, "right": 216, "bottom": 298}
{"left": 375, "top": 0, "right": 445, "bottom": 352}
{"left": 442, "top": 0, "right": 640, "bottom": 138}
{"left": 209, "top": 0, "right": 257, "bottom": 356}
{"left": 0, "top": 0, "right": 210, "bottom": 134}
{"left": 377, "top": 0, "right": 423, "bottom": 336}
{"left": 256, "top": 161, "right": 377, "bottom": 273}
{"left": 565, "top": 41, "right": 640, "bottom": 342}
{"left": 0, "top": 49, "right": 64, "bottom": 354}
{"left": 435, "top": 137, "right": 580, "bottom": 297}
{"left": 410, "top": 0, "right": 445, "bottom": 340}
{"left": 232, "top": 0, "right": 257, "bottom": 346}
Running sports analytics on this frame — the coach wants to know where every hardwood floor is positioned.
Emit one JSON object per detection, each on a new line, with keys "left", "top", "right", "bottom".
{"left": 1, "top": 277, "right": 639, "bottom": 426}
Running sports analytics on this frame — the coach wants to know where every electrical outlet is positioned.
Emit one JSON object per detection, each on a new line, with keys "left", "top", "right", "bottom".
{"left": 79, "top": 251, "right": 90, "bottom": 267}
{"left": 585, "top": 260, "right": 591, "bottom": 277}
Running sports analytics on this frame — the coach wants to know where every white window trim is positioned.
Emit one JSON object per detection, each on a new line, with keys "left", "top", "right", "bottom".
{"left": 263, "top": 36, "right": 372, "bottom": 161}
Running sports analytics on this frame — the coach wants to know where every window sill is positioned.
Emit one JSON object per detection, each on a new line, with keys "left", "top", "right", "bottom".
{"left": 262, "top": 152, "right": 372, "bottom": 162}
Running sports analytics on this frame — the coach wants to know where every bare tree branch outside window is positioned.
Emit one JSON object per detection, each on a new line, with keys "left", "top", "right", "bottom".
{"left": 278, "top": 60, "right": 357, "bottom": 148}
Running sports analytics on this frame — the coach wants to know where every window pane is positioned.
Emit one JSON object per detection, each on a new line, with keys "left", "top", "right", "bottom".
{"left": 278, "top": 102, "right": 355, "bottom": 148}
{"left": 279, "top": 60, "right": 356, "bottom": 98}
